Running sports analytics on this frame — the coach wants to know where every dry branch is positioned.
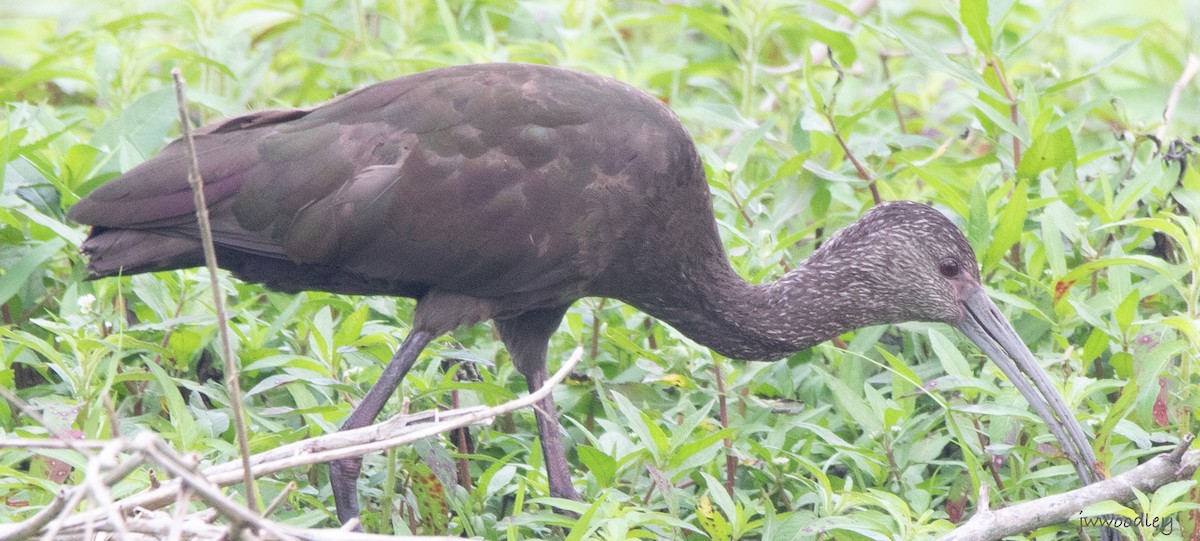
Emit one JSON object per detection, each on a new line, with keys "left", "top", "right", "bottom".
{"left": 940, "top": 435, "right": 1200, "bottom": 541}
{"left": 1156, "top": 54, "right": 1200, "bottom": 143}
{"left": 171, "top": 68, "right": 259, "bottom": 514}
{"left": 0, "top": 348, "right": 583, "bottom": 540}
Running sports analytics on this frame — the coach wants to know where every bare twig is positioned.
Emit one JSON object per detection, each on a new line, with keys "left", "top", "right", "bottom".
{"left": 18, "top": 348, "right": 584, "bottom": 537}
{"left": 84, "top": 440, "right": 131, "bottom": 540}
{"left": 263, "top": 481, "right": 296, "bottom": 518}
{"left": 34, "top": 448, "right": 147, "bottom": 541}
{"left": 0, "top": 490, "right": 68, "bottom": 541}
{"left": 1156, "top": 54, "right": 1200, "bottom": 143}
{"left": 171, "top": 68, "right": 258, "bottom": 514}
{"left": 168, "top": 487, "right": 191, "bottom": 541}
{"left": 50, "top": 506, "right": 461, "bottom": 541}
{"left": 941, "top": 435, "right": 1200, "bottom": 541}
{"left": 142, "top": 435, "right": 297, "bottom": 541}
{"left": 0, "top": 438, "right": 111, "bottom": 450}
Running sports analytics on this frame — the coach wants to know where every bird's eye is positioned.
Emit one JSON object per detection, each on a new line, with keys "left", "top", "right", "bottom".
{"left": 938, "top": 258, "right": 960, "bottom": 278}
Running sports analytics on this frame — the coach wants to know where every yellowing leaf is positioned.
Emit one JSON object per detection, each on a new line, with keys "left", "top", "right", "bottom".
{"left": 697, "top": 494, "right": 732, "bottom": 541}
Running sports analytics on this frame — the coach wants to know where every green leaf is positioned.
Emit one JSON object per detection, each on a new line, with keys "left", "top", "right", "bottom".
{"left": 334, "top": 304, "right": 368, "bottom": 348}
{"left": 879, "top": 23, "right": 1004, "bottom": 102}
{"left": 960, "top": 0, "right": 993, "bottom": 56}
{"left": 878, "top": 349, "right": 921, "bottom": 390}
{"left": 801, "top": 17, "right": 859, "bottom": 67}
{"left": 671, "top": 427, "right": 734, "bottom": 471}
{"left": 90, "top": 87, "right": 178, "bottom": 171}
{"left": 1040, "top": 212, "right": 1067, "bottom": 276}
{"left": 1081, "top": 329, "right": 1112, "bottom": 366}
{"left": 1114, "top": 289, "right": 1139, "bottom": 335}
{"left": 983, "top": 182, "right": 1027, "bottom": 271}
{"left": 814, "top": 366, "right": 882, "bottom": 435}
{"left": 1111, "top": 419, "right": 1152, "bottom": 449}
{"left": 577, "top": 445, "right": 617, "bottom": 487}
{"left": 967, "top": 181, "right": 990, "bottom": 252}
{"left": 727, "top": 119, "right": 775, "bottom": 173}
{"left": 1045, "top": 38, "right": 1141, "bottom": 94}
{"left": 610, "top": 391, "right": 666, "bottom": 463}
{"left": 1061, "top": 256, "right": 1187, "bottom": 301}
{"left": 0, "top": 238, "right": 65, "bottom": 307}
{"left": 1096, "top": 380, "right": 1138, "bottom": 452}
{"left": 965, "top": 93, "right": 1027, "bottom": 144}
{"left": 929, "top": 328, "right": 971, "bottom": 379}
{"left": 953, "top": 403, "right": 1040, "bottom": 422}
{"left": 1017, "top": 126, "right": 1076, "bottom": 180}
{"left": 144, "top": 359, "right": 198, "bottom": 450}
{"left": 562, "top": 491, "right": 607, "bottom": 541}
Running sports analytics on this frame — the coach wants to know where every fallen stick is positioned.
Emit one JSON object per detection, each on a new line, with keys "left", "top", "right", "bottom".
{"left": 0, "top": 347, "right": 583, "bottom": 540}
{"left": 940, "top": 435, "right": 1199, "bottom": 541}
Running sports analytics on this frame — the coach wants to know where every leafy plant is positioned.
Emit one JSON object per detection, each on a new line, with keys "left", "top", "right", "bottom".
{"left": 1, "top": 0, "right": 1198, "bottom": 539}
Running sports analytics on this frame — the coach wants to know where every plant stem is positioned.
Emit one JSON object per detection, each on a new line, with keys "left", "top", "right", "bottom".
{"left": 172, "top": 69, "right": 258, "bottom": 514}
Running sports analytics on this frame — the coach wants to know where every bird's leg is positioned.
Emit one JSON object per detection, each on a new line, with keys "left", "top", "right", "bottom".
{"left": 495, "top": 306, "right": 581, "bottom": 504}
{"left": 331, "top": 329, "right": 435, "bottom": 526}
{"left": 524, "top": 365, "right": 582, "bottom": 502}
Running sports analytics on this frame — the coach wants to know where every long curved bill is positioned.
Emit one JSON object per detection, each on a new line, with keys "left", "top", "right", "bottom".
{"left": 952, "top": 286, "right": 1099, "bottom": 486}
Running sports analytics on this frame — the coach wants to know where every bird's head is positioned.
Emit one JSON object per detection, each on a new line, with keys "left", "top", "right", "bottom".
{"left": 801, "top": 201, "right": 1097, "bottom": 484}
{"left": 806, "top": 201, "right": 981, "bottom": 326}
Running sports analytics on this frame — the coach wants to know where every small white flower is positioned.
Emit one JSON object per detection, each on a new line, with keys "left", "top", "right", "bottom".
{"left": 78, "top": 294, "right": 96, "bottom": 315}
{"left": 1042, "top": 62, "right": 1060, "bottom": 79}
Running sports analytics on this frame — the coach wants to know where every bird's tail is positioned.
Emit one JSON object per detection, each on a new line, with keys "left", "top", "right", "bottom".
{"left": 79, "top": 228, "right": 204, "bottom": 279}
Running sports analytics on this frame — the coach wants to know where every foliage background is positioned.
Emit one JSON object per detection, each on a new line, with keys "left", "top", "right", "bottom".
{"left": 1, "top": 0, "right": 1199, "bottom": 539}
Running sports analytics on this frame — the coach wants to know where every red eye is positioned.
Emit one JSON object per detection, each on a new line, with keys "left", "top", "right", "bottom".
{"left": 939, "top": 258, "right": 960, "bottom": 278}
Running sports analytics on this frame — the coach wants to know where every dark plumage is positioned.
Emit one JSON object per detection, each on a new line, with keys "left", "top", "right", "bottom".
{"left": 70, "top": 63, "right": 1102, "bottom": 526}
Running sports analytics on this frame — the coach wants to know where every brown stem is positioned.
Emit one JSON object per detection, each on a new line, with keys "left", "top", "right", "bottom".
{"left": 643, "top": 317, "right": 657, "bottom": 350}
{"left": 971, "top": 417, "right": 1006, "bottom": 492}
{"left": 829, "top": 119, "right": 880, "bottom": 205}
{"left": 641, "top": 467, "right": 657, "bottom": 505}
{"left": 987, "top": 59, "right": 1021, "bottom": 169}
{"left": 727, "top": 181, "right": 756, "bottom": 227}
{"left": 450, "top": 388, "right": 472, "bottom": 492}
{"left": 713, "top": 362, "right": 736, "bottom": 496}
{"left": 150, "top": 296, "right": 188, "bottom": 369}
{"left": 823, "top": 54, "right": 877, "bottom": 207}
{"left": 881, "top": 53, "right": 907, "bottom": 134}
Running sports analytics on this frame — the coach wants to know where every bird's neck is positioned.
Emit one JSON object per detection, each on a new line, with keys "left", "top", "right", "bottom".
{"left": 631, "top": 259, "right": 888, "bottom": 361}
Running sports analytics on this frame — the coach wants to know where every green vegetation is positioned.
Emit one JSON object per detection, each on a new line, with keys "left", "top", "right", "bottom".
{"left": 2, "top": 0, "right": 1198, "bottom": 538}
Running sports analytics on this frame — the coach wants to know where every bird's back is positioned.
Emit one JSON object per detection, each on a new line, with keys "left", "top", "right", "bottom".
{"left": 70, "top": 64, "right": 720, "bottom": 314}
